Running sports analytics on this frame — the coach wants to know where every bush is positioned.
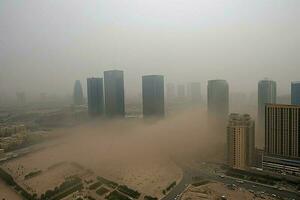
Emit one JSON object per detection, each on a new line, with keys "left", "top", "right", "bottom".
{"left": 144, "top": 195, "right": 158, "bottom": 200}
{"left": 117, "top": 185, "right": 141, "bottom": 199}
{"left": 105, "top": 191, "right": 130, "bottom": 200}
{"left": 97, "top": 176, "right": 118, "bottom": 189}
{"left": 24, "top": 170, "right": 42, "bottom": 179}
{"left": 89, "top": 181, "right": 102, "bottom": 190}
{"left": 96, "top": 187, "right": 109, "bottom": 196}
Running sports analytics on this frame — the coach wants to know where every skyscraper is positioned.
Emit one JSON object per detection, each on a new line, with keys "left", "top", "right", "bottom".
{"left": 177, "top": 84, "right": 185, "bottom": 98}
{"left": 188, "top": 82, "right": 201, "bottom": 104}
{"left": 73, "top": 80, "right": 84, "bottom": 105}
{"left": 257, "top": 79, "right": 276, "bottom": 147}
{"left": 263, "top": 104, "right": 300, "bottom": 177}
{"left": 166, "top": 83, "right": 176, "bottom": 101}
{"left": 265, "top": 104, "right": 300, "bottom": 158}
{"left": 87, "top": 78, "right": 104, "bottom": 116}
{"left": 227, "top": 113, "right": 255, "bottom": 170}
{"left": 142, "top": 75, "right": 164, "bottom": 118}
{"left": 291, "top": 81, "right": 300, "bottom": 105}
{"left": 104, "top": 70, "right": 125, "bottom": 117}
{"left": 207, "top": 79, "right": 229, "bottom": 120}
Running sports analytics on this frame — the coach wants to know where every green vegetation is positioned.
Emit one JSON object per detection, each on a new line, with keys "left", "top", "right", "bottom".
{"left": 40, "top": 177, "right": 82, "bottom": 200}
{"left": 0, "top": 167, "right": 36, "bottom": 200}
{"left": 97, "top": 176, "right": 118, "bottom": 189}
{"left": 144, "top": 195, "right": 158, "bottom": 200}
{"left": 105, "top": 191, "right": 131, "bottom": 200}
{"left": 117, "top": 185, "right": 141, "bottom": 199}
{"left": 0, "top": 167, "right": 14, "bottom": 186}
{"left": 24, "top": 170, "right": 42, "bottom": 179}
{"left": 96, "top": 187, "right": 110, "bottom": 196}
{"left": 88, "top": 181, "right": 102, "bottom": 190}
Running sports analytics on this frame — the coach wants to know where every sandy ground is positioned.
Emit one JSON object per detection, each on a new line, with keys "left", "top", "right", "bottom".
{"left": 181, "top": 182, "right": 277, "bottom": 200}
{"left": 1, "top": 110, "right": 224, "bottom": 198}
{"left": 0, "top": 178, "right": 22, "bottom": 200}
{"left": 1, "top": 119, "right": 187, "bottom": 198}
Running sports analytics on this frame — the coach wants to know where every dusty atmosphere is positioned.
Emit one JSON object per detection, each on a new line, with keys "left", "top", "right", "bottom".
{"left": 2, "top": 109, "right": 224, "bottom": 198}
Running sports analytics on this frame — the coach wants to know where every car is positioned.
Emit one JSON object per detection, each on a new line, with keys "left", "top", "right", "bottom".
{"left": 221, "top": 195, "right": 227, "bottom": 200}
{"left": 252, "top": 185, "right": 256, "bottom": 188}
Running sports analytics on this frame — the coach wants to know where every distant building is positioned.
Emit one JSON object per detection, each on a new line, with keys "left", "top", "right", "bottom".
{"left": 207, "top": 80, "right": 229, "bottom": 120}
{"left": 16, "top": 92, "right": 26, "bottom": 104}
{"left": 166, "top": 83, "right": 176, "bottom": 101}
{"left": 227, "top": 113, "right": 255, "bottom": 170}
{"left": 87, "top": 78, "right": 104, "bottom": 116}
{"left": 263, "top": 104, "right": 300, "bottom": 177}
{"left": 291, "top": 81, "right": 300, "bottom": 105}
{"left": 142, "top": 75, "right": 165, "bottom": 118}
{"left": 257, "top": 79, "right": 276, "bottom": 147}
{"left": 188, "top": 82, "right": 201, "bottom": 105}
{"left": 73, "top": 80, "right": 84, "bottom": 105}
{"left": 104, "top": 70, "right": 125, "bottom": 117}
{"left": 177, "top": 84, "right": 185, "bottom": 99}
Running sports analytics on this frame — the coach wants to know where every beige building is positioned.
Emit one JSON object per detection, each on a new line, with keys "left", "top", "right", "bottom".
{"left": 227, "top": 113, "right": 255, "bottom": 170}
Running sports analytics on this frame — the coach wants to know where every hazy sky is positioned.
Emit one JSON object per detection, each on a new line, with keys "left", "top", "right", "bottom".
{"left": 0, "top": 0, "right": 299, "bottom": 98}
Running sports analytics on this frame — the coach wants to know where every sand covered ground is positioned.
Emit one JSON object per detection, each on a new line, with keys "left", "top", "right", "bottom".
{"left": 0, "top": 178, "right": 22, "bottom": 200}
{"left": 1, "top": 109, "right": 223, "bottom": 198}
{"left": 181, "top": 182, "right": 277, "bottom": 200}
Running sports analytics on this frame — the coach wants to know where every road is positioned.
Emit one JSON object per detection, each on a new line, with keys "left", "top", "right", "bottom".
{"left": 162, "top": 162, "right": 300, "bottom": 200}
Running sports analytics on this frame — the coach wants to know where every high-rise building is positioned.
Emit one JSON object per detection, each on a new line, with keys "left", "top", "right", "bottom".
{"left": 73, "top": 80, "right": 84, "bottom": 105}
{"left": 188, "top": 82, "right": 201, "bottom": 104}
{"left": 265, "top": 104, "right": 300, "bottom": 158}
{"left": 166, "top": 83, "right": 176, "bottom": 101}
{"left": 87, "top": 78, "right": 104, "bottom": 116}
{"left": 177, "top": 84, "right": 185, "bottom": 98}
{"left": 263, "top": 104, "right": 300, "bottom": 177}
{"left": 291, "top": 81, "right": 300, "bottom": 105}
{"left": 104, "top": 70, "right": 125, "bottom": 117}
{"left": 16, "top": 92, "right": 26, "bottom": 105}
{"left": 142, "top": 75, "right": 164, "bottom": 117}
{"left": 227, "top": 113, "right": 255, "bottom": 170}
{"left": 257, "top": 79, "right": 276, "bottom": 147}
{"left": 207, "top": 80, "right": 229, "bottom": 120}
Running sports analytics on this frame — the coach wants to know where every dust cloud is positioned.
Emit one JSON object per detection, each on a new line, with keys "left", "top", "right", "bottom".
{"left": 2, "top": 108, "right": 225, "bottom": 197}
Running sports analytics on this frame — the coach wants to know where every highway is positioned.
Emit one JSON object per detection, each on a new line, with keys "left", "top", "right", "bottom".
{"left": 162, "top": 162, "right": 300, "bottom": 200}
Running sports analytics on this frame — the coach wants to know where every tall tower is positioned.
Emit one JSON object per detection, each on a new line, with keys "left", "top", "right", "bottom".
{"left": 263, "top": 104, "right": 300, "bottom": 176}
{"left": 142, "top": 75, "right": 165, "bottom": 118}
{"left": 73, "top": 80, "right": 84, "bottom": 105}
{"left": 257, "top": 79, "right": 276, "bottom": 147}
{"left": 188, "top": 82, "right": 201, "bottom": 105}
{"left": 166, "top": 83, "right": 176, "bottom": 101}
{"left": 87, "top": 78, "right": 104, "bottom": 116}
{"left": 177, "top": 84, "right": 185, "bottom": 99}
{"left": 207, "top": 80, "right": 229, "bottom": 120}
{"left": 291, "top": 81, "right": 300, "bottom": 105}
{"left": 104, "top": 70, "right": 125, "bottom": 117}
{"left": 227, "top": 113, "right": 255, "bottom": 170}
{"left": 265, "top": 104, "right": 300, "bottom": 158}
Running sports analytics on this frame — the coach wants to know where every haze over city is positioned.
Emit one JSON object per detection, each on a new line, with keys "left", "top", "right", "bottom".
{"left": 1, "top": 0, "right": 300, "bottom": 98}
{"left": 0, "top": 1, "right": 300, "bottom": 200}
